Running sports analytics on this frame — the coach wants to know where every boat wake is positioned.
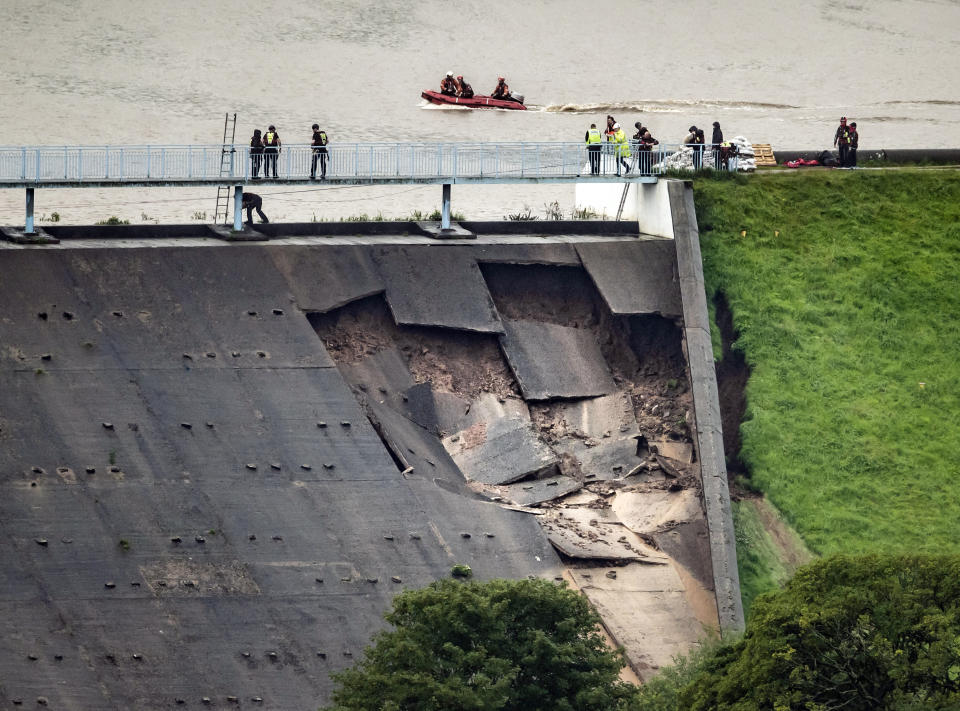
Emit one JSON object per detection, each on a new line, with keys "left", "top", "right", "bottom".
{"left": 539, "top": 99, "right": 800, "bottom": 113}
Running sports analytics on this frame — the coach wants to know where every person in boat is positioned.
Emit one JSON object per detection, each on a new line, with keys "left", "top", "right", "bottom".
{"left": 492, "top": 77, "right": 509, "bottom": 99}
{"left": 457, "top": 75, "right": 474, "bottom": 99}
{"left": 440, "top": 71, "right": 457, "bottom": 96}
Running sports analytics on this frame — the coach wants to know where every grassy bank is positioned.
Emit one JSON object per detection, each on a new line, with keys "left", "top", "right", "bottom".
{"left": 693, "top": 170, "right": 960, "bottom": 608}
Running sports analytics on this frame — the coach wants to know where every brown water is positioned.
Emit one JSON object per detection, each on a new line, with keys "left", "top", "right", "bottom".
{"left": 1, "top": 0, "right": 958, "bottom": 223}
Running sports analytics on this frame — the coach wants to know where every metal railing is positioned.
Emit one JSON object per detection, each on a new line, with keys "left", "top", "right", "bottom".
{"left": 0, "top": 142, "right": 737, "bottom": 185}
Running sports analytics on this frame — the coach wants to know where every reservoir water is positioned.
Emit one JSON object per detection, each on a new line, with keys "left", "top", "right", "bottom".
{"left": 1, "top": 0, "right": 958, "bottom": 223}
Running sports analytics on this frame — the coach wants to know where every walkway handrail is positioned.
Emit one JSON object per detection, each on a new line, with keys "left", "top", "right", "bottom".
{"left": 0, "top": 142, "right": 730, "bottom": 184}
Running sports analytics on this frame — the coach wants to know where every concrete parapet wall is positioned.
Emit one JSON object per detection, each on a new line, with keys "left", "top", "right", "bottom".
{"left": 667, "top": 179, "right": 746, "bottom": 635}
{"left": 635, "top": 182, "right": 675, "bottom": 240}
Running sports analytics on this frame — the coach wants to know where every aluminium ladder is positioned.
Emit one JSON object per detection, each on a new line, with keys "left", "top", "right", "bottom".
{"left": 213, "top": 113, "right": 238, "bottom": 224}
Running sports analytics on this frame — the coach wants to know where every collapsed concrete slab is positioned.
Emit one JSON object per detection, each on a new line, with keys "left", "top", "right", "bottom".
{"left": 611, "top": 489, "right": 702, "bottom": 535}
{"left": 499, "top": 320, "right": 615, "bottom": 400}
{"left": 554, "top": 391, "right": 639, "bottom": 439}
{"left": 386, "top": 382, "right": 470, "bottom": 435}
{"left": 553, "top": 436, "right": 644, "bottom": 481}
{"left": 540, "top": 509, "right": 668, "bottom": 563}
{"left": 372, "top": 246, "right": 503, "bottom": 333}
{"left": 497, "top": 475, "right": 583, "bottom": 507}
{"left": 443, "top": 418, "right": 558, "bottom": 486}
{"left": 577, "top": 240, "right": 683, "bottom": 318}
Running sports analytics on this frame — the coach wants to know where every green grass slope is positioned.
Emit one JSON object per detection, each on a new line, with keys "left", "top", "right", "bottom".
{"left": 694, "top": 171, "right": 960, "bottom": 581}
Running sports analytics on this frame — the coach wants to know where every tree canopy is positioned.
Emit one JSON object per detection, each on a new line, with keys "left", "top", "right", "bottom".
{"left": 679, "top": 554, "right": 960, "bottom": 711}
{"left": 322, "top": 577, "right": 636, "bottom": 711}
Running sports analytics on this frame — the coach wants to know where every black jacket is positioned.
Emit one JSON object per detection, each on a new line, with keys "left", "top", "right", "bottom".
{"left": 712, "top": 126, "right": 723, "bottom": 145}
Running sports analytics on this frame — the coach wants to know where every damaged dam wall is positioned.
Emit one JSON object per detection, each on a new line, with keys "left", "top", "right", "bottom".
{"left": 0, "top": 201, "right": 742, "bottom": 707}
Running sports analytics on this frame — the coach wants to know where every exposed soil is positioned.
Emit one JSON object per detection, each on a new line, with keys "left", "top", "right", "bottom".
{"left": 308, "top": 294, "right": 519, "bottom": 400}
{"left": 713, "top": 291, "right": 750, "bottom": 478}
{"left": 481, "top": 263, "right": 693, "bottom": 442}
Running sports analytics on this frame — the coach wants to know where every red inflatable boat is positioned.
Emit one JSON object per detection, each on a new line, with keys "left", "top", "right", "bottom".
{"left": 421, "top": 90, "right": 527, "bottom": 110}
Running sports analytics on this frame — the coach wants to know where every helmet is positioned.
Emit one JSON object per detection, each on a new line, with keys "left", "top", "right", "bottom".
{"left": 635, "top": 121, "right": 641, "bottom": 128}
{"left": 446, "top": 71, "right": 453, "bottom": 77}
{"left": 498, "top": 76, "right": 504, "bottom": 81}
{"left": 840, "top": 116, "right": 847, "bottom": 122}
{"left": 613, "top": 123, "right": 620, "bottom": 129}
{"left": 268, "top": 125, "right": 275, "bottom": 131}
{"left": 457, "top": 75, "right": 463, "bottom": 80}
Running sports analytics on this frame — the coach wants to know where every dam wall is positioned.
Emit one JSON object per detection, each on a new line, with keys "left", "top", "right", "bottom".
{"left": 0, "top": 213, "right": 742, "bottom": 706}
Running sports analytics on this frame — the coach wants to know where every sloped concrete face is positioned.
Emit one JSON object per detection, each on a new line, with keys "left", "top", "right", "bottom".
{"left": 499, "top": 319, "right": 616, "bottom": 401}
{"left": 0, "top": 246, "right": 561, "bottom": 708}
{"left": 372, "top": 246, "right": 504, "bottom": 333}
{"left": 577, "top": 240, "right": 683, "bottom": 318}
{"left": 0, "top": 227, "right": 737, "bottom": 702}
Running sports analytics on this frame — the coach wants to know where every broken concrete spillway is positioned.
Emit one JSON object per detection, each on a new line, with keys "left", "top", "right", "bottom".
{"left": 0, "top": 182, "right": 742, "bottom": 707}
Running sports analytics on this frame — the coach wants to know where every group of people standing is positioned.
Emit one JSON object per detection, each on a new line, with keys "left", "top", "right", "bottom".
{"left": 583, "top": 116, "right": 664, "bottom": 176}
{"left": 585, "top": 116, "right": 735, "bottom": 175}
{"left": 249, "top": 123, "right": 329, "bottom": 180}
{"left": 833, "top": 117, "right": 860, "bottom": 167}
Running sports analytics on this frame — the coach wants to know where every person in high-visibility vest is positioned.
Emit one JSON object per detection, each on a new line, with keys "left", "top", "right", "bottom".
{"left": 584, "top": 123, "right": 603, "bottom": 175}
{"left": 833, "top": 117, "right": 850, "bottom": 167}
{"left": 263, "top": 125, "right": 281, "bottom": 178}
{"left": 612, "top": 123, "right": 631, "bottom": 176}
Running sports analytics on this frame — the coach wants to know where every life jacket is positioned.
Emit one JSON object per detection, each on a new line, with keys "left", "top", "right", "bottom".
{"left": 586, "top": 128, "right": 602, "bottom": 145}
{"left": 264, "top": 132, "right": 279, "bottom": 147}
{"left": 836, "top": 125, "right": 849, "bottom": 144}
{"left": 614, "top": 129, "right": 630, "bottom": 157}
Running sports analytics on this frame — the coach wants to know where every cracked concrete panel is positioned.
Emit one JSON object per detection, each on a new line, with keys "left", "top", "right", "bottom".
{"left": 443, "top": 419, "right": 558, "bottom": 486}
{"left": 539, "top": 509, "right": 668, "bottom": 563}
{"left": 611, "top": 489, "right": 702, "bottom": 535}
{"left": 650, "top": 438, "right": 695, "bottom": 464}
{"left": 569, "top": 563, "right": 706, "bottom": 678}
{"left": 385, "top": 382, "right": 470, "bottom": 435}
{"left": 497, "top": 475, "right": 583, "bottom": 507}
{"left": 553, "top": 436, "right": 645, "bottom": 482}
{"left": 269, "top": 245, "right": 384, "bottom": 313}
{"left": 499, "top": 320, "right": 615, "bottom": 401}
{"left": 470, "top": 243, "right": 582, "bottom": 266}
{"left": 450, "top": 393, "right": 530, "bottom": 433}
{"left": 372, "top": 246, "right": 503, "bottom": 333}
{"left": 339, "top": 347, "right": 416, "bottom": 396}
{"left": 576, "top": 240, "right": 683, "bottom": 318}
{"left": 554, "top": 392, "right": 638, "bottom": 439}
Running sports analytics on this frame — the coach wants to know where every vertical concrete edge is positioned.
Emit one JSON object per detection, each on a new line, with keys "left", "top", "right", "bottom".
{"left": 667, "top": 179, "right": 746, "bottom": 635}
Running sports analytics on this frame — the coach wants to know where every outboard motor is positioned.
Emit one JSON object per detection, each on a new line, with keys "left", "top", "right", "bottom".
{"left": 509, "top": 92, "right": 525, "bottom": 105}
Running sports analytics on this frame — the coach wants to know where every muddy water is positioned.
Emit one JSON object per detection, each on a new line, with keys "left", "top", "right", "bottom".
{"left": 1, "top": 0, "right": 958, "bottom": 223}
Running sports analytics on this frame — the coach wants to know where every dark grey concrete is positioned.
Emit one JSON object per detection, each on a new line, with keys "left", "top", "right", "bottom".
{"left": 371, "top": 246, "right": 504, "bottom": 333}
{"left": 444, "top": 419, "right": 558, "bottom": 486}
{"left": 269, "top": 245, "right": 385, "bottom": 313}
{"left": 577, "top": 240, "right": 683, "bottom": 317}
{"left": 385, "top": 383, "right": 470, "bottom": 435}
{"left": 0, "top": 244, "right": 563, "bottom": 709}
{"left": 498, "top": 475, "right": 583, "bottom": 506}
{"left": 499, "top": 320, "right": 615, "bottom": 400}
{"left": 415, "top": 221, "right": 476, "bottom": 240}
{"left": 471, "top": 242, "right": 582, "bottom": 266}
{"left": 339, "top": 348, "right": 416, "bottom": 396}
{"left": 0, "top": 225, "right": 58, "bottom": 244}
{"left": 668, "top": 179, "right": 745, "bottom": 635}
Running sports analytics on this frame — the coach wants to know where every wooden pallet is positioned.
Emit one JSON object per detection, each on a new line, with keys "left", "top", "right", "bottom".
{"left": 751, "top": 143, "right": 777, "bottom": 166}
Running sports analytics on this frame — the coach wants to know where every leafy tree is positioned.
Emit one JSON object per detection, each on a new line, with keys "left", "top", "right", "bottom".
{"left": 679, "top": 554, "right": 960, "bottom": 711}
{"left": 323, "top": 578, "right": 637, "bottom": 711}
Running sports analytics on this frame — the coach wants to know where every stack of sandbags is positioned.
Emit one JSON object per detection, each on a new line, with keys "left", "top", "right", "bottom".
{"left": 655, "top": 136, "right": 756, "bottom": 172}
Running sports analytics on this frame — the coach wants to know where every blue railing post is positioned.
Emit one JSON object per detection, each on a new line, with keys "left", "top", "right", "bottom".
{"left": 78, "top": 149, "right": 83, "bottom": 182}
{"left": 355, "top": 144, "right": 359, "bottom": 177}
{"left": 35, "top": 149, "right": 41, "bottom": 183}
{"left": 105, "top": 147, "right": 110, "bottom": 179}
{"left": 521, "top": 143, "right": 526, "bottom": 177}
{"left": 63, "top": 146, "right": 68, "bottom": 179}
{"left": 452, "top": 145, "right": 458, "bottom": 181}
{"left": 441, "top": 183, "right": 451, "bottom": 230}
{"left": 25, "top": 188, "right": 35, "bottom": 234}
{"left": 496, "top": 144, "right": 500, "bottom": 178}
{"left": 119, "top": 147, "right": 124, "bottom": 180}
{"left": 20, "top": 147, "right": 26, "bottom": 180}
{"left": 233, "top": 185, "right": 243, "bottom": 231}
{"left": 146, "top": 145, "right": 152, "bottom": 178}
{"left": 188, "top": 146, "right": 193, "bottom": 178}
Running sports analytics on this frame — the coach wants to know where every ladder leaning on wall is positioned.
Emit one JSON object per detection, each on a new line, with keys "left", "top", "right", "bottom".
{"left": 213, "top": 113, "right": 238, "bottom": 225}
